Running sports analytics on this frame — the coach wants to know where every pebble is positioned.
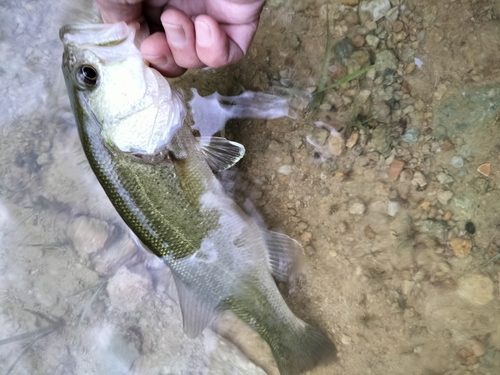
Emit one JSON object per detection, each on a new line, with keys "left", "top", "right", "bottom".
{"left": 278, "top": 165, "right": 292, "bottom": 175}
{"left": 320, "top": 187, "right": 330, "bottom": 197}
{"left": 405, "top": 62, "right": 416, "bottom": 75}
{"left": 359, "top": 0, "right": 391, "bottom": 24}
{"left": 351, "top": 34, "right": 365, "bottom": 48}
{"left": 327, "top": 134, "right": 345, "bottom": 156}
{"left": 456, "top": 274, "right": 493, "bottom": 305}
{"left": 387, "top": 201, "right": 399, "bottom": 217}
{"left": 477, "top": 163, "right": 490, "bottom": 176}
{"left": 268, "top": 140, "right": 281, "bottom": 152}
{"left": 68, "top": 216, "right": 110, "bottom": 254}
{"left": 399, "top": 169, "right": 413, "bottom": 182}
{"left": 437, "top": 190, "right": 453, "bottom": 205}
{"left": 392, "top": 20, "right": 404, "bottom": 33}
{"left": 349, "top": 198, "right": 366, "bottom": 215}
{"left": 450, "top": 238, "right": 472, "bottom": 258}
{"left": 411, "top": 171, "right": 427, "bottom": 190}
{"left": 402, "top": 128, "right": 420, "bottom": 143}
{"left": 443, "top": 211, "right": 452, "bottom": 221}
{"left": 364, "top": 226, "right": 375, "bottom": 238}
{"left": 389, "top": 159, "right": 405, "bottom": 180}
{"left": 107, "top": 267, "right": 152, "bottom": 311}
{"left": 451, "top": 156, "right": 464, "bottom": 168}
{"left": 365, "top": 34, "right": 380, "bottom": 48}
{"left": 375, "top": 50, "right": 398, "bottom": 73}
{"left": 346, "top": 132, "right": 359, "bottom": 148}
{"left": 436, "top": 172, "right": 454, "bottom": 184}
{"left": 440, "top": 139, "right": 454, "bottom": 151}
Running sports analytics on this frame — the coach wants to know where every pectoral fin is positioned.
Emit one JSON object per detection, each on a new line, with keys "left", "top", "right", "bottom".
{"left": 172, "top": 273, "right": 218, "bottom": 338}
{"left": 198, "top": 136, "right": 245, "bottom": 172}
{"left": 265, "top": 231, "right": 305, "bottom": 283}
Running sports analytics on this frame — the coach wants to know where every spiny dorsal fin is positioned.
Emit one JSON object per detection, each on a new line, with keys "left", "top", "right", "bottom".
{"left": 198, "top": 136, "right": 245, "bottom": 173}
{"left": 265, "top": 231, "right": 305, "bottom": 283}
{"left": 171, "top": 272, "right": 218, "bottom": 338}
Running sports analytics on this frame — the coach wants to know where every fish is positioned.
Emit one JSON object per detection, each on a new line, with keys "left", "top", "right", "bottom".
{"left": 60, "top": 22, "right": 335, "bottom": 375}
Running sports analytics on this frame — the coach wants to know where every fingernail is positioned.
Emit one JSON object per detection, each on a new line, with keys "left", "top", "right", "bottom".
{"left": 195, "top": 21, "right": 211, "bottom": 47}
{"left": 143, "top": 54, "right": 170, "bottom": 70}
{"left": 164, "top": 23, "right": 186, "bottom": 47}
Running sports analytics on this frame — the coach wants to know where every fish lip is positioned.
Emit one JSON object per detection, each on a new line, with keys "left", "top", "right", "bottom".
{"left": 59, "top": 22, "right": 136, "bottom": 46}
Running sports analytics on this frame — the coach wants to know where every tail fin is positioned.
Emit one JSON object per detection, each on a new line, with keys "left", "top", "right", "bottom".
{"left": 270, "top": 321, "right": 336, "bottom": 375}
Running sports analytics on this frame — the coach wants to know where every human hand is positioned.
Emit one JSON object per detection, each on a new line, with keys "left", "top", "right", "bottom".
{"left": 95, "top": 0, "right": 265, "bottom": 77}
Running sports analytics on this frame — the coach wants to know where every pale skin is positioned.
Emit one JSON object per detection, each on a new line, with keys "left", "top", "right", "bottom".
{"left": 95, "top": 0, "right": 266, "bottom": 77}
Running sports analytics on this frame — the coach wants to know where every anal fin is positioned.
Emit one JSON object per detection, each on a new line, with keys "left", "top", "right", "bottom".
{"left": 171, "top": 272, "right": 218, "bottom": 338}
{"left": 265, "top": 231, "right": 305, "bottom": 283}
{"left": 198, "top": 136, "right": 245, "bottom": 172}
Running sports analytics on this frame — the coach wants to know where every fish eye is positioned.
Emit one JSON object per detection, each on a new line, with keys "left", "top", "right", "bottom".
{"left": 77, "top": 65, "right": 99, "bottom": 88}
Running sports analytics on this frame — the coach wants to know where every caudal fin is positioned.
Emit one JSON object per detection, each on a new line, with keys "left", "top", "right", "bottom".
{"left": 270, "top": 321, "right": 336, "bottom": 375}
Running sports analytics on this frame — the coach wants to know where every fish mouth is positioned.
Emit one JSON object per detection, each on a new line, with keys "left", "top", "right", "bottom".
{"left": 59, "top": 22, "right": 136, "bottom": 47}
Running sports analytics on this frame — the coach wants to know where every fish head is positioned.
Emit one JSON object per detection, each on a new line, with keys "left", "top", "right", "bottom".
{"left": 60, "top": 22, "right": 185, "bottom": 155}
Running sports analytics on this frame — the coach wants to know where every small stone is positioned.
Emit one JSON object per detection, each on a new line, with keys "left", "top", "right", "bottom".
{"left": 412, "top": 171, "right": 427, "bottom": 190}
{"left": 278, "top": 165, "right": 292, "bottom": 175}
{"left": 358, "top": 89, "right": 371, "bottom": 103}
{"left": 364, "top": 226, "right": 375, "bottom": 238}
{"left": 392, "top": 20, "right": 404, "bottom": 33}
{"left": 359, "top": 0, "right": 391, "bottom": 24}
{"left": 375, "top": 50, "right": 399, "bottom": 73}
{"left": 268, "top": 140, "right": 281, "bottom": 152}
{"left": 388, "top": 201, "right": 399, "bottom": 217}
{"left": 440, "top": 139, "right": 454, "bottom": 151}
{"left": 451, "top": 156, "right": 464, "bottom": 168}
{"left": 320, "top": 187, "right": 330, "bottom": 197}
{"left": 405, "top": 62, "right": 416, "bottom": 75}
{"left": 436, "top": 172, "right": 454, "bottom": 184}
{"left": 420, "top": 201, "right": 431, "bottom": 210}
{"left": 450, "top": 238, "right": 472, "bottom": 258}
{"left": 341, "top": 334, "right": 352, "bottom": 345}
{"left": 456, "top": 274, "right": 493, "bottom": 305}
{"left": 346, "top": 132, "right": 359, "bottom": 149}
{"left": 402, "top": 128, "right": 420, "bottom": 143}
{"left": 351, "top": 34, "right": 365, "bottom": 48}
{"left": 389, "top": 159, "right": 405, "bottom": 180}
{"left": 107, "top": 267, "right": 152, "bottom": 311}
{"left": 437, "top": 190, "right": 453, "bottom": 205}
{"left": 349, "top": 198, "right": 366, "bottom": 215}
{"left": 399, "top": 169, "right": 413, "bottom": 182}
{"left": 327, "top": 134, "right": 346, "bottom": 156}
{"left": 443, "top": 211, "right": 452, "bottom": 221}
{"left": 477, "top": 163, "right": 491, "bottom": 176}
{"left": 68, "top": 216, "right": 110, "bottom": 254}
{"left": 365, "top": 34, "right": 380, "bottom": 48}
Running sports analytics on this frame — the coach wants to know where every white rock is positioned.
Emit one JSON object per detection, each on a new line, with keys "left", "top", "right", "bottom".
{"left": 349, "top": 198, "right": 366, "bottom": 215}
{"left": 457, "top": 274, "right": 494, "bottom": 305}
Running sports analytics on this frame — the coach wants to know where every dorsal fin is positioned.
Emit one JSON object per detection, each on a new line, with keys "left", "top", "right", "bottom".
{"left": 264, "top": 231, "right": 305, "bottom": 283}
{"left": 198, "top": 136, "right": 245, "bottom": 173}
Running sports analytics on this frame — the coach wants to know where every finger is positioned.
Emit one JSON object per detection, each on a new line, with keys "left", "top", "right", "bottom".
{"left": 160, "top": 8, "right": 205, "bottom": 69}
{"left": 141, "top": 32, "right": 187, "bottom": 77}
{"left": 95, "top": 0, "right": 143, "bottom": 23}
{"left": 194, "top": 15, "right": 257, "bottom": 68}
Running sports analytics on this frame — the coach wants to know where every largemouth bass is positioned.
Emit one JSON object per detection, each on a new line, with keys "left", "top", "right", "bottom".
{"left": 60, "top": 22, "right": 334, "bottom": 375}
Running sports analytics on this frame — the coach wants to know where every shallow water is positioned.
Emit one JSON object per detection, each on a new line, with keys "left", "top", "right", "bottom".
{"left": 2, "top": 0, "right": 500, "bottom": 374}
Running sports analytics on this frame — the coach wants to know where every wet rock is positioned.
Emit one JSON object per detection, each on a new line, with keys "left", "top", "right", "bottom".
{"left": 450, "top": 238, "right": 472, "bottom": 258}
{"left": 359, "top": 0, "right": 391, "bottom": 24}
{"left": 327, "top": 134, "right": 346, "bottom": 156}
{"left": 389, "top": 159, "right": 405, "bottom": 180}
{"left": 68, "top": 216, "right": 111, "bottom": 255}
{"left": 437, "top": 190, "right": 453, "bottom": 205}
{"left": 349, "top": 198, "right": 366, "bottom": 215}
{"left": 107, "top": 267, "right": 152, "bottom": 311}
{"left": 456, "top": 274, "right": 493, "bottom": 305}
{"left": 477, "top": 163, "right": 491, "bottom": 176}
